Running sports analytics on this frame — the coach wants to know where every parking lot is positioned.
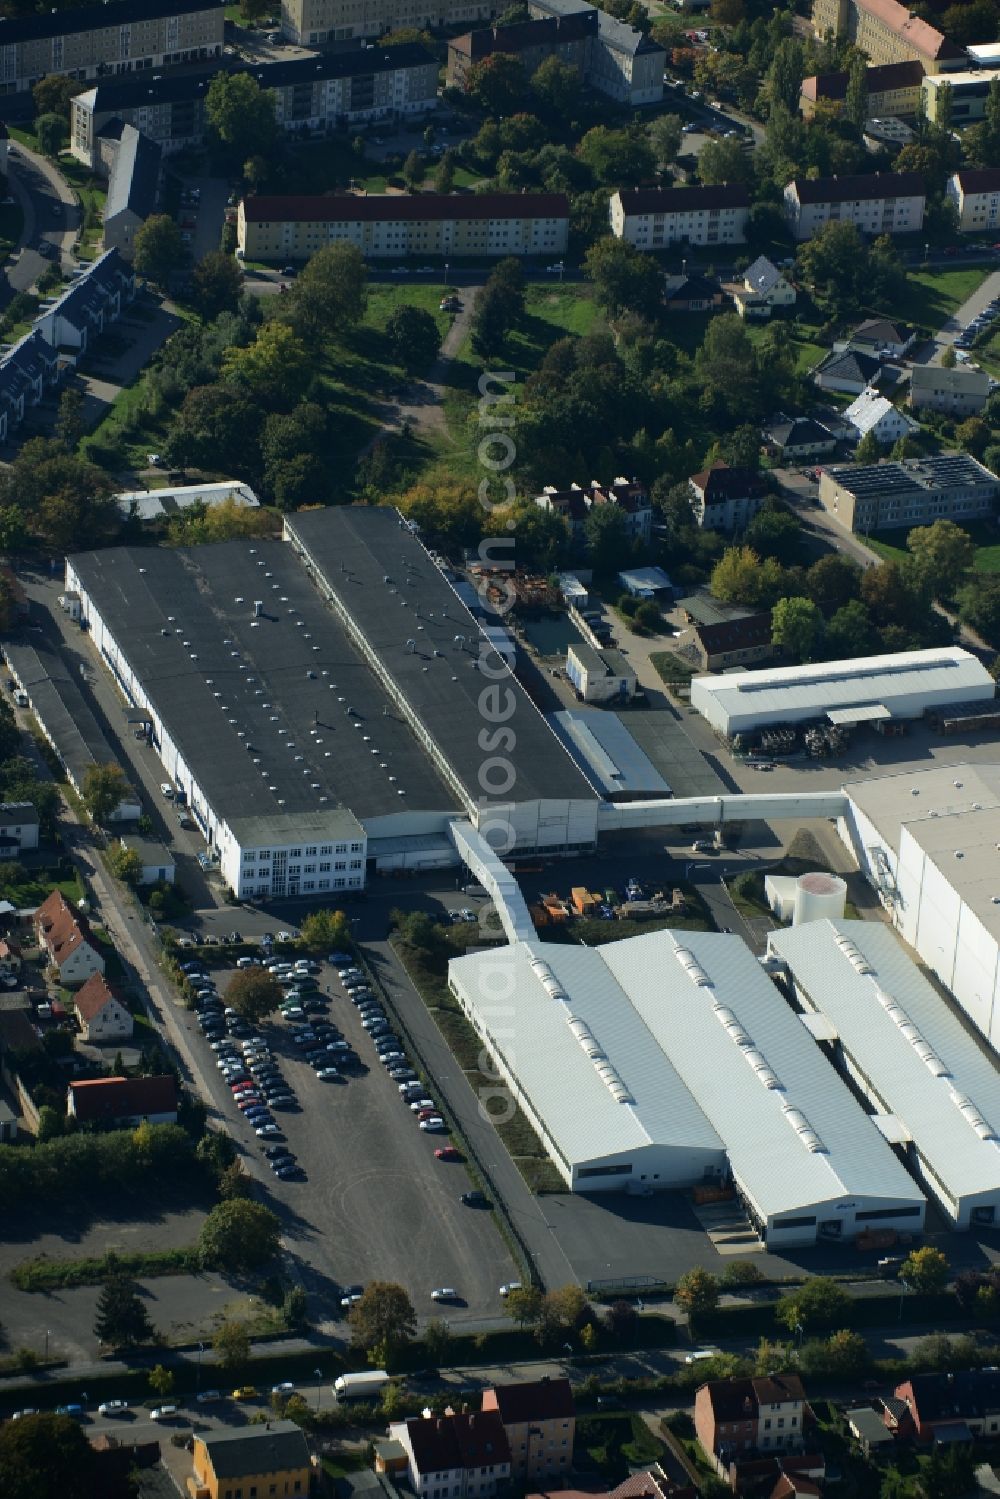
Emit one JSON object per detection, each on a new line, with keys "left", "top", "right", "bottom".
{"left": 182, "top": 949, "right": 518, "bottom": 1327}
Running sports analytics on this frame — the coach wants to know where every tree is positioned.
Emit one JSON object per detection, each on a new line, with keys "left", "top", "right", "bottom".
{"left": 955, "top": 415, "right": 990, "bottom": 458}
{"left": 649, "top": 113, "right": 683, "bottom": 168}
{"left": 213, "top": 1319, "right": 251, "bottom": 1370}
{"left": 199, "top": 1199, "right": 281, "bottom": 1271}
{"left": 218, "top": 1160, "right": 254, "bottom": 1200}
{"left": 900, "top": 1245, "right": 949, "bottom": 1293}
{"left": 106, "top": 842, "right": 143, "bottom": 886}
{"left": 35, "top": 113, "right": 66, "bottom": 158}
{"left": 745, "top": 506, "right": 800, "bottom": 566}
{"left": 844, "top": 53, "right": 868, "bottom": 132}
{"left": 299, "top": 908, "right": 350, "bottom": 953}
{"left": 0, "top": 1413, "right": 97, "bottom": 1499}
{"left": 385, "top": 304, "right": 440, "bottom": 372}
{"left": 941, "top": 343, "right": 958, "bottom": 368}
{"left": 855, "top": 429, "right": 883, "bottom": 465}
{"left": 823, "top": 1328, "right": 869, "bottom": 1376}
{"left": 771, "top": 596, "right": 823, "bottom": 662}
{"left": 166, "top": 384, "right": 264, "bottom": 477}
{"left": 531, "top": 55, "right": 580, "bottom": 119}
{"left": 239, "top": 0, "right": 270, "bottom": 19}
{"left": 191, "top": 252, "right": 244, "bottom": 321}
{"left": 466, "top": 53, "right": 527, "bottom": 115}
{"left": 94, "top": 1272, "right": 156, "bottom": 1348}
{"left": 906, "top": 518, "right": 974, "bottom": 599}
{"left": 82, "top": 762, "right": 129, "bottom": 825}
{"left": 585, "top": 504, "right": 632, "bottom": 573}
{"left": 578, "top": 125, "right": 655, "bottom": 186}
{"left": 282, "top": 242, "right": 367, "bottom": 343}
{"left": 348, "top": 1280, "right": 417, "bottom": 1362}
{"left": 32, "top": 75, "right": 80, "bottom": 120}
{"left": 956, "top": 573, "right": 1000, "bottom": 643}
{"left": 605, "top": 1298, "right": 638, "bottom": 1342}
{"left": 824, "top": 599, "right": 877, "bottom": 659}
{"left": 584, "top": 238, "right": 662, "bottom": 320}
{"left": 505, "top": 1284, "right": 543, "bottom": 1330}
{"left": 434, "top": 152, "right": 456, "bottom": 194}
{"left": 424, "top": 1318, "right": 452, "bottom": 1366}
{"left": 721, "top": 1261, "right": 764, "bottom": 1289}
{"left": 133, "top": 214, "right": 184, "bottom": 289}
{"left": 698, "top": 134, "right": 754, "bottom": 187}
{"left": 148, "top": 1363, "right": 175, "bottom": 1398}
{"left": 775, "top": 1277, "right": 849, "bottom": 1333}
{"left": 402, "top": 149, "right": 425, "bottom": 188}
{"left": 711, "top": 546, "right": 762, "bottom": 605}
{"left": 675, "top": 1268, "right": 720, "bottom": 1317}
{"left": 805, "top": 553, "right": 861, "bottom": 616}
{"left": 470, "top": 261, "right": 525, "bottom": 357}
{"left": 765, "top": 38, "right": 804, "bottom": 114}
{"left": 223, "top": 321, "right": 311, "bottom": 408}
{"left": 225, "top": 968, "right": 282, "bottom": 1025}
{"left": 206, "top": 72, "right": 278, "bottom": 160}
{"left": 55, "top": 387, "right": 84, "bottom": 451}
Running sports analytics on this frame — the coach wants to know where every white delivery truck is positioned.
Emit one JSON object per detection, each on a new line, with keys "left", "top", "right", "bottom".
{"left": 333, "top": 1371, "right": 391, "bottom": 1402}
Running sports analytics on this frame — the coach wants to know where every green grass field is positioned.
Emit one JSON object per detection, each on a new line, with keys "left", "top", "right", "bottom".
{"left": 865, "top": 520, "right": 1000, "bottom": 574}
{"left": 883, "top": 265, "right": 991, "bottom": 334}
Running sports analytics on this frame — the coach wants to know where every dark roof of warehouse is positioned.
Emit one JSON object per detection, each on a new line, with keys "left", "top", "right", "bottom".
{"left": 285, "top": 507, "right": 596, "bottom": 807}
{"left": 67, "top": 540, "right": 454, "bottom": 828}
{"left": 0, "top": 0, "right": 222, "bottom": 45}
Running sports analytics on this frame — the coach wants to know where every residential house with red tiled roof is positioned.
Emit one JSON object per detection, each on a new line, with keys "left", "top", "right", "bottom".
{"left": 67, "top": 1075, "right": 177, "bottom": 1127}
{"left": 695, "top": 1375, "right": 807, "bottom": 1475}
{"left": 688, "top": 462, "right": 768, "bottom": 533}
{"left": 34, "top": 889, "right": 104, "bottom": 987}
{"left": 389, "top": 1411, "right": 511, "bottom": 1497}
{"left": 74, "top": 973, "right": 133, "bottom": 1043}
{"left": 535, "top": 478, "right": 651, "bottom": 547}
{"left": 481, "top": 1377, "right": 576, "bottom": 1483}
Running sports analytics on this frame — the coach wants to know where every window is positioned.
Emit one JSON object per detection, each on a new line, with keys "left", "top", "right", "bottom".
{"left": 306, "top": 845, "right": 317, "bottom": 856}
{"left": 290, "top": 847, "right": 302, "bottom": 857}
{"left": 320, "top": 861, "right": 331, "bottom": 872}
{"left": 351, "top": 841, "right": 363, "bottom": 852}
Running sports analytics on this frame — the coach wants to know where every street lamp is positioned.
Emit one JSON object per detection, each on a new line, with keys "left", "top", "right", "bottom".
{"left": 196, "top": 1341, "right": 204, "bottom": 1391}
{"left": 314, "top": 1367, "right": 323, "bottom": 1411}
{"left": 898, "top": 1277, "right": 910, "bottom": 1323}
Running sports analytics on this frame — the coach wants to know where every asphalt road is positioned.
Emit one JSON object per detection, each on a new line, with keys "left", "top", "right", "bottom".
{"left": 3, "top": 139, "right": 80, "bottom": 304}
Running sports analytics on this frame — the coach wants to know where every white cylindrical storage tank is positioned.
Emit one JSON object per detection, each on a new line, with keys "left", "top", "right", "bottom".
{"left": 793, "top": 871, "right": 847, "bottom": 926}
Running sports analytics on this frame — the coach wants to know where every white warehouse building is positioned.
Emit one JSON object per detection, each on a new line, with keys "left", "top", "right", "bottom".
{"left": 690, "top": 648, "right": 994, "bottom": 738}
{"left": 840, "top": 763, "right": 1000, "bottom": 1056}
{"left": 770, "top": 919, "right": 1000, "bottom": 1231}
{"left": 448, "top": 929, "right": 925, "bottom": 1245}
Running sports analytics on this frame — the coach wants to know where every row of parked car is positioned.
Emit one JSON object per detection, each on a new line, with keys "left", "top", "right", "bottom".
{"left": 955, "top": 296, "right": 1000, "bottom": 349}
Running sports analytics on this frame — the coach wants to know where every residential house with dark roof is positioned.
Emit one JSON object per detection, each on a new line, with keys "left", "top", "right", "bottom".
{"left": 842, "top": 317, "right": 916, "bottom": 358}
{"left": 783, "top": 171, "right": 925, "bottom": 240}
{"left": 695, "top": 1375, "right": 807, "bottom": 1475}
{"left": 35, "top": 249, "right": 136, "bottom": 358}
{"left": 535, "top": 477, "right": 651, "bottom": 545}
{"left": 799, "top": 59, "right": 925, "bottom": 117}
{"left": 610, "top": 184, "right": 751, "bottom": 247}
{"left": 947, "top": 168, "right": 1000, "bottom": 234}
{"left": 910, "top": 363, "right": 990, "bottom": 417}
{"left": 688, "top": 462, "right": 768, "bottom": 531}
{"left": 34, "top": 890, "right": 104, "bottom": 987}
{"left": 73, "top": 973, "right": 133, "bottom": 1043}
{"left": 188, "top": 1419, "right": 312, "bottom": 1499}
{"left": 237, "top": 192, "right": 570, "bottom": 262}
{"left": 481, "top": 1377, "right": 576, "bottom": 1482}
{"left": 664, "top": 272, "right": 724, "bottom": 313}
{"left": 677, "top": 612, "right": 777, "bottom": 672}
{"left": 390, "top": 1411, "right": 511, "bottom": 1497}
{"left": 892, "top": 1370, "right": 1000, "bottom": 1444}
{"left": 103, "top": 125, "right": 162, "bottom": 259}
{"left": 762, "top": 415, "right": 837, "bottom": 461}
{"left": 447, "top": 9, "right": 596, "bottom": 89}
{"left": 0, "top": 802, "right": 39, "bottom": 854}
{"left": 67, "top": 1074, "right": 178, "bottom": 1127}
{"left": 0, "top": 331, "right": 59, "bottom": 443}
{"left": 813, "top": 347, "right": 885, "bottom": 395}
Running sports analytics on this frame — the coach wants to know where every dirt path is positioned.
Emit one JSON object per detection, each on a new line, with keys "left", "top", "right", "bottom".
{"left": 358, "top": 285, "right": 480, "bottom": 458}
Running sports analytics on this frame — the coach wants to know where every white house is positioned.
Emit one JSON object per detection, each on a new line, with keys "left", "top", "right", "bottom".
{"left": 74, "top": 972, "right": 133, "bottom": 1043}
{"left": 730, "top": 256, "right": 796, "bottom": 320}
{"left": 609, "top": 184, "right": 751, "bottom": 248}
{"left": 33, "top": 889, "right": 104, "bottom": 988}
{"left": 843, "top": 388, "right": 919, "bottom": 446}
{"left": 120, "top": 834, "right": 176, "bottom": 886}
{"left": 947, "top": 168, "right": 1000, "bottom": 233}
{"left": 910, "top": 363, "right": 990, "bottom": 417}
{"left": 0, "top": 802, "right": 40, "bottom": 852}
{"left": 389, "top": 1411, "right": 512, "bottom": 1498}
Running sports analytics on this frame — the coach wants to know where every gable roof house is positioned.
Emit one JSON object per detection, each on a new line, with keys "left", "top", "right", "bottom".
{"left": 535, "top": 477, "right": 651, "bottom": 544}
{"left": 909, "top": 362, "right": 990, "bottom": 416}
{"left": 0, "top": 331, "right": 59, "bottom": 442}
{"left": 799, "top": 59, "right": 925, "bottom": 118}
{"left": 762, "top": 415, "right": 837, "bottom": 461}
{"left": 481, "top": 1378, "right": 576, "bottom": 1482}
{"left": 893, "top": 1370, "right": 1000, "bottom": 1444}
{"left": 33, "top": 889, "right": 104, "bottom": 987}
{"left": 73, "top": 973, "right": 133, "bottom": 1043}
{"left": 695, "top": 1375, "right": 808, "bottom": 1476}
{"left": 813, "top": 347, "right": 885, "bottom": 394}
{"left": 0, "top": 801, "right": 40, "bottom": 853}
{"left": 103, "top": 124, "right": 162, "bottom": 259}
{"left": 729, "top": 256, "right": 796, "bottom": 320}
{"left": 688, "top": 461, "right": 769, "bottom": 531}
{"left": 783, "top": 171, "right": 925, "bottom": 241}
{"left": 841, "top": 316, "right": 916, "bottom": 358}
{"left": 190, "top": 1419, "right": 312, "bottom": 1499}
{"left": 390, "top": 1411, "right": 511, "bottom": 1497}
{"left": 676, "top": 612, "right": 778, "bottom": 673}
{"left": 664, "top": 272, "right": 724, "bottom": 313}
{"left": 67, "top": 1074, "right": 177, "bottom": 1127}
{"left": 34, "top": 249, "right": 135, "bottom": 357}
{"left": 843, "top": 387, "right": 919, "bottom": 446}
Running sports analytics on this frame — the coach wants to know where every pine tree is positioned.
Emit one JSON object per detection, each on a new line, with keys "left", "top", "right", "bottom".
{"left": 94, "top": 1274, "right": 156, "bottom": 1349}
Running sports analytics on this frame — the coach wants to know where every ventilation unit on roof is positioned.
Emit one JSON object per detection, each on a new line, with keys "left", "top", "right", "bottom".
{"left": 673, "top": 944, "right": 712, "bottom": 986}
{"left": 781, "top": 1101, "right": 827, "bottom": 1153}
{"left": 834, "top": 934, "right": 874, "bottom": 974}
{"left": 950, "top": 1091, "right": 997, "bottom": 1141}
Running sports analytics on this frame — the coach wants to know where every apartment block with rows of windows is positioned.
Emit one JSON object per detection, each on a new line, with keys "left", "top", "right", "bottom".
{"left": 783, "top": 170, "right": 925, "bottom": 240}
{"left": 609, "top": 184, "right": 750, "bottom": 247}
{"left": 818, "top": 454, "right": 1000, "bottom": 533}
{"left": 237, "top": 192, "right": 570, "bottom": 261}
{"left": 947, "top": 167, "right": 1000, "bottom": 232}
{"left": 0, "top": 0, "right": 223, "bottom": 95}
{"left": 810, "top": 0, "right": 967, "bottom": 73}
{"left": 280, "top": 0, "right": 489, "bottom": 44}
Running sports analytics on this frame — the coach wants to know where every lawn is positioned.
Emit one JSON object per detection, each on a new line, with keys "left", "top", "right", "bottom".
{"left": 56, "top": 153, "right": 106, "bottom": 262}
{"left": 865, "top": 519, "right": 1000, "bottom": 574}
{"left": 882, "top": 265, "right": 991, "bottom": 335}
{"left": 363, "top": 281, "right": 455, "bottom": 342}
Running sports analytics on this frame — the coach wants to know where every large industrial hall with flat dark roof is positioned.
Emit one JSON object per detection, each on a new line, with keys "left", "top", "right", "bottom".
{"left": 65, "top": 508, "right": 599, "bottom": 901}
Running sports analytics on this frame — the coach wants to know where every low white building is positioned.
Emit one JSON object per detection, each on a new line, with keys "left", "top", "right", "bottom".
{"left": 691, "top": 647, "right": 995, "bottom": 738}
{"left": 609, "top": 185, "right": 751, "bottom": 248}
{"left": 448, "top": 931, "right": 926, "bottom": 1243}
{"left": 0, "top": 802, "right": 39, "bottom": 852}
{"left": 566, "top": 643, "right": 637, "bottom": 704}
{"left": 116, "top": 480, "right": 260, "bottom": 521}
{"left": 74, "top": 973, "right": 133, "bottom": 1043}
{"left": 120, "top": 834, "right": 175, "bottom": 886}
{"left": 784, "top": 171, "right": 925, "bottom": 241}
{"left": 771, "top": 919, "right": 1000, "bottom": 1230}
{"left": 844, "top": 388, "right": 919, "bottom": 447}
{"left": 839, "top": 764, "right": 1000, "bottom": 1057}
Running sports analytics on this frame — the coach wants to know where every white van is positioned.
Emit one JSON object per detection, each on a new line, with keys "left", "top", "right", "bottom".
{"left": 685, "top": 1349, "right": 719, "bottom": 1364}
